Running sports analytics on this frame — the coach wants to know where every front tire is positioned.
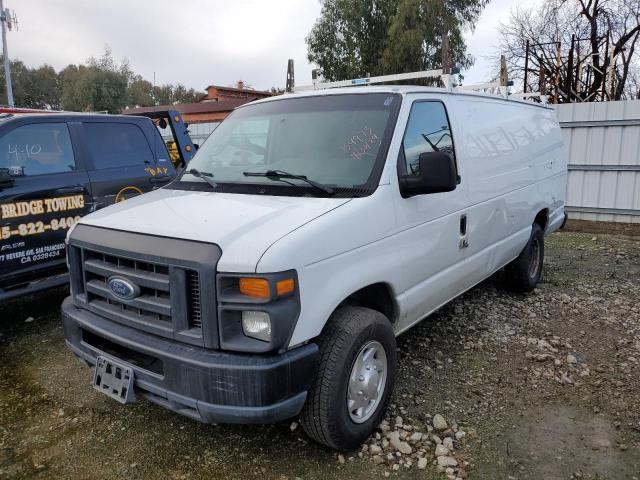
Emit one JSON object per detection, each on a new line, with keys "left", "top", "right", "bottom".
{"left": 300, "top": 306, "right": 397, "bottom": 451}
{"left": 506, "top": 223, "right": 544, "bottom": 292}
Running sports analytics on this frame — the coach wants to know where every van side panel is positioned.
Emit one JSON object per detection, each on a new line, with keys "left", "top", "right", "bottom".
{"left": 451, "top": 99, "right": 566, "bottom": 289}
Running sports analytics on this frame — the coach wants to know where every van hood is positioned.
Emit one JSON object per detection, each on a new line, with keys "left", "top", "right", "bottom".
{"left": 79, "top": 188, "right": 351, "bottom": 272}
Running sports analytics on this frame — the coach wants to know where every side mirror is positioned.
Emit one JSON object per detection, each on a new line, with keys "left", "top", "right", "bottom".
{"left": 399, "top": 151, "right": 457, "bottom": 198}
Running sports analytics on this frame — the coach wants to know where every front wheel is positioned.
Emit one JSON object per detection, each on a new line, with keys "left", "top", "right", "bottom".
{"left": 506, "top": 223, "right": 544, "bottom": 292}
{"left": 300, "top": 306, "right": 397, "bottom": 451}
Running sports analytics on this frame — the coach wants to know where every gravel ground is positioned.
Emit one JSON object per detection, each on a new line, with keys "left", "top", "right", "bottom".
{"left": 1, "top": 231, "right": 639, "bottom": 480}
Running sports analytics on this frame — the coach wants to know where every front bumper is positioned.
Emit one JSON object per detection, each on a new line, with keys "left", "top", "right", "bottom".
{"left": 62, "top": 297, "right": 318, "bottom": 424}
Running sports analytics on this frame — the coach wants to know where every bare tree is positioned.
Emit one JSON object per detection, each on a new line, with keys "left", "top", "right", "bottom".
{"left": 496, "top": 0, "right": 640, "bottom": 102}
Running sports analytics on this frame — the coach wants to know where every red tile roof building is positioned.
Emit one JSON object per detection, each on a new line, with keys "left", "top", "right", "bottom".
{"left": 124, "top": 81, "right": 273, "bottom": 124}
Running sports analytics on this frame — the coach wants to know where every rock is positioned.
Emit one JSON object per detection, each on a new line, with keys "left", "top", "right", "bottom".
{"left": 25, "top": 316, "right": 34, "bottom": 323}
{"left": 409, "top": 432, "right": 423, "bottom": 443}
{"left": 435, "top": 444, "right": 449, "bottom": 457}
{"left": 566, "top": 354, "right": 578, "bottom": 364}
{"left": 432, "top": 435, "right": 443, "bottom": 444}
{"left": 437, "top": 456, "right": 458, "bottom": 467}
{"left": 433, "top": 414, "right": 448, "bottom": 431}
{"left": 389, "top": 431, "right": 412, "bottom": 455}
{"left": 337, "top": 454, "right": 345, "bottom": 464}
{"left": 395, "top": 416, "right": 403, "bottom": 427}
{"left": 417, "top": 457, "right": 428, "bottom": 469}
{"left": 443, "top": 437, "right": 454, "bottom": 451}
{"left": 370, "top": 444, "right": 382, "bottom": 454}
{"left": 455, "top": 431, "right": 466, "bottom": 440}
{"left": 534, "top": 353, "right": 554, "bottom": 362}
{"left": 559, "top": 372, "right": 573, "bottom": 384}
{"left": 372, "top": 455, "right": 385, "bottom": 465}
{"left": 289, "top": 421, "right": 298, "bottom": 431}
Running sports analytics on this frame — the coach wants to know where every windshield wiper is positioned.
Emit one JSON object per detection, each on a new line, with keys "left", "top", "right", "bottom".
{"left": 243, "top": 169, "right": 334, "bottom": 195}
{"left": 183, "top": 168, "right": 218, "bottom": 189}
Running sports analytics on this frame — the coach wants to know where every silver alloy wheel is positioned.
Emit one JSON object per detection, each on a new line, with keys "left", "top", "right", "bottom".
{"left": 347, "top": 340, "right": 387, "bottom": 424}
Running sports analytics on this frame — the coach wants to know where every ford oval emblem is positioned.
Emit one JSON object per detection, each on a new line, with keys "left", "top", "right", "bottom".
{"left": 107, "top": 276, "right": 140, "bottom": 301}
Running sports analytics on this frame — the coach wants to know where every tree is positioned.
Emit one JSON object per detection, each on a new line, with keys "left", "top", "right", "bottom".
{"left": 306, "top": 0, "right": 490, "bottom": 82}
{"left": 60, "top": 49, "right": 130, "bottom": 113}
{"left": 496, "top": 0, "right": 640, "bottom": 101}
{"left": 128, "top": 74, "right": 154, "bottom": 107}
{"left": 0, "top": 47, "right": 204, "bottom": 111}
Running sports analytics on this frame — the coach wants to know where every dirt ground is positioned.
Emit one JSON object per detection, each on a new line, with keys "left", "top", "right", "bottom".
{"left": 1, "top": 231, "right": 639, "bottom": 480}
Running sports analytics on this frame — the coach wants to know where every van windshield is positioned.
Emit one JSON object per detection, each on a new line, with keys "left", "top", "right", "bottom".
{"left": 177, "top": 93, "right": 400, "bottom": 197}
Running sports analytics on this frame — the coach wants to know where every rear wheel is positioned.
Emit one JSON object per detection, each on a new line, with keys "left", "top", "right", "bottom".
{"left": 506, "top": 223, "right": 544, "bottom": 292}
{"left": 300, "top": 306, "right": 396, "bottom": 451}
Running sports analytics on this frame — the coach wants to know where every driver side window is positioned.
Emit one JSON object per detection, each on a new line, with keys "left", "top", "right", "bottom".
{"left": 0, "top": 123, "right": 76, "bottom": 176}
{"left": 401, "top": 102, "right": 455, "bottom": 176}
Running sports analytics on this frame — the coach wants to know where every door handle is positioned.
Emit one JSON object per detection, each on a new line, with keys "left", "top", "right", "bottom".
{"left": 459, "top": 215, "right": 469, "bottom": 249}
{"left": 56, "top": 185, "right": 85, "bottom": 195}
{"left": 460, "top": 214, "right": 467, "bottom": 236}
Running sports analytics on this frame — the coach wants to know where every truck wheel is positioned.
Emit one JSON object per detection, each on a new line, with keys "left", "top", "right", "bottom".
{"left": 506, "top": 223, "right": 544, "bottom": 292}
{"left": 300, "top": 306, "right": 397, "bottom": 451}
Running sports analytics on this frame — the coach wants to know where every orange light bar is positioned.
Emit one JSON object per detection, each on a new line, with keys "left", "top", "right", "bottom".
{"left": 276, "top": 278, "right": 295, "bottom": 296}
{"left": 239, "top": 277, "right": 270, "bottom": 299}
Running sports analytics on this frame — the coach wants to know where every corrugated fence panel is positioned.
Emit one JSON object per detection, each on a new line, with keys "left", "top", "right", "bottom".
{"left": 556, "top": 100, "right": 640, "bottom": 224}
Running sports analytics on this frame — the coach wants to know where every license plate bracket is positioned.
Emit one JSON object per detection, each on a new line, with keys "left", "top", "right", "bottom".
{"left": 93, "top": 356, "right": 135, "bottom": 404}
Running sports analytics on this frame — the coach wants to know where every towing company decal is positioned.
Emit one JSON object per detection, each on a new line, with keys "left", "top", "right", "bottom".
{"left": 114, "top": 186, "right": 144, "bottom": 203}
{"left": 145, "top": 166, "right": 169, "bottom": 176}
{"left": 0, "top": 194, "right": 84, "bottom": 221}
{"left": 0, "top": 194, "right": 86, "bottom": 270}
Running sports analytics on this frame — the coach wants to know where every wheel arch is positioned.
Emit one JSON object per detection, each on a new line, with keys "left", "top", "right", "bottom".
{"left": 334, "top": 282, "right": 398, "bottom": 326}
{"left": 534, "top": 208, "right": 549, "bottom": 232}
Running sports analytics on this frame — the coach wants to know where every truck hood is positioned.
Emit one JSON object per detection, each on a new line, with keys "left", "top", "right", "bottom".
{"left": 79, "top": 188, "right": 351, "bottom": 272}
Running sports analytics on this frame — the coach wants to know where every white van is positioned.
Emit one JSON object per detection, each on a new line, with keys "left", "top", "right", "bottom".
{"left": 62, "top": 86, "right": 567, "bottom": 450}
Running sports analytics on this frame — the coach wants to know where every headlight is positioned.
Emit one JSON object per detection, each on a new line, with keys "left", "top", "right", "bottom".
{"left": 241, "top": 311, "right": 271, "bottom": 342}
{"left": 216, "top": 270, "right": 300, "bottom": 353}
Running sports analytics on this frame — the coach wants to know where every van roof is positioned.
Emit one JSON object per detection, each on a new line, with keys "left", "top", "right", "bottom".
{"left": 247, "top": 85, "right": 553, "bottom": 110}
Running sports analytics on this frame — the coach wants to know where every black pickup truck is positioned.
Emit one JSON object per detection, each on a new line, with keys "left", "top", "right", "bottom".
{"left": 0, "top": 111, "right": 194, "bottom": 300}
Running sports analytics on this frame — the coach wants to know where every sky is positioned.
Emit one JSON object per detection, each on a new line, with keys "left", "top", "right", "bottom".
{"left": 7, "top": 0, "right": 543, "bottom": 93}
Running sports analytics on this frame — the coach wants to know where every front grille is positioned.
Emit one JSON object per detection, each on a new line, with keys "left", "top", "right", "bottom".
{"left": 83, "top": 251, "right": 173, "bottom": 327}
{"left": 70, "top": 246, "right": 210, "bottom": 347}
{"left": 67, "top": 225, "right": 221, "bottom": 349}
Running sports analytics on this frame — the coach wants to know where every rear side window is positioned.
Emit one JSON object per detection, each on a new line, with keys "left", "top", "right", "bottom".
{"left": 401, "top": 102, "right": 455, "bottom": 176}
{"left": 84, "top": 123, "right": 152, "bottom": 169}
{"left": 0, "top": 122, "right": 76, "bottom": 176}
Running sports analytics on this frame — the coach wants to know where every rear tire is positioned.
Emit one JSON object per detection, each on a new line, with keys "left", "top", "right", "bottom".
{"left": 300, "top": 306, "right": 396, "bottom": 451}
{"left": 506, "top": 223, "right": 544, "bottom": 292}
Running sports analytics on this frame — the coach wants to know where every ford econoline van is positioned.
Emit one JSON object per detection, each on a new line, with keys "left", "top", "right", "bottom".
{"left": 62, "top": 86, "right": 567, "bottom": 450}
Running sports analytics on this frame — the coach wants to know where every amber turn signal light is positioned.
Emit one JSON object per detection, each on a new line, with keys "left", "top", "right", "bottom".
{"left": 276, "top": 278, "right": 295, "bottom": 296}
{"left": 239, "top": 278, "right": 270, "bottom": 299}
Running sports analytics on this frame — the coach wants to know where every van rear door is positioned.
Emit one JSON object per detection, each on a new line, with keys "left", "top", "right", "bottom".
{"left": 0, "top": 120, "right": 91, "bottom": 291}
{"left": 81, "top": 121, "right": 164, "bottom": 207}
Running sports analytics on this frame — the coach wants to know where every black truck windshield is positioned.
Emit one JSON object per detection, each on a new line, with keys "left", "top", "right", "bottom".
{"left": 178, "top": 93, "right": 400, "bottom": 196}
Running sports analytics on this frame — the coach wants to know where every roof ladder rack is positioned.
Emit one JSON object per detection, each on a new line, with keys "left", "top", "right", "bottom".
{"left": 293, "top": 69, "right": 446, "bottom": 92}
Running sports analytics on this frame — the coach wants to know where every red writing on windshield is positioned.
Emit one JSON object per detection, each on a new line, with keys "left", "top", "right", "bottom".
{"left": 343, "top": 127, "right": 380, "bottom": 160}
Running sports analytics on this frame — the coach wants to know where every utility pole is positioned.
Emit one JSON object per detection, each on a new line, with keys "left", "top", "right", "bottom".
{"left": 0, "top": 0, "right": 14, "bottom": 107}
